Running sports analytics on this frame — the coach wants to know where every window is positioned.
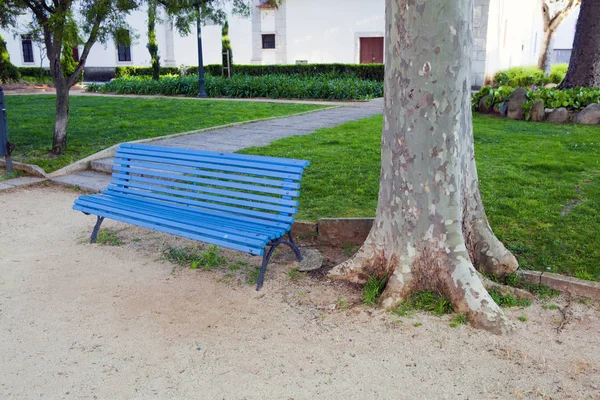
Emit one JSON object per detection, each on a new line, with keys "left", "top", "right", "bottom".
{"left": 117, "top": 30, "right": 131, "bottom": 62}
{"left": 262, "top": 34, "right": 275, "bottom": 49}
{"left": 21, "top": 36, "right": 34, "bottom": 63}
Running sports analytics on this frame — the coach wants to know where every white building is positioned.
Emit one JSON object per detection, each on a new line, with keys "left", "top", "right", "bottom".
{"left": 1, "top": 0, "right": 578, "bottom": 86}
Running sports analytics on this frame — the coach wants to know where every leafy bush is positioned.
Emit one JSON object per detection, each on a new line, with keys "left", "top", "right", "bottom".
{"left": 87, "top": 74, "right": 383, "bottom": 100}
{"left": 548, "top": 63, "right": 568, "bottom": 84}
{"left": 473, "top": 85, "right": 600, "bottom": 115}
{"left": 116, "top": 63, "right": 385, "bottom": 81}
{"left": 0, "top": 33, "right": 20, "bottom": 83}
{"left": 492, "top": 65, "right": 569, "bottom": 88}
{"left": 18, "top": 67, "right": 51, "bottom": 77}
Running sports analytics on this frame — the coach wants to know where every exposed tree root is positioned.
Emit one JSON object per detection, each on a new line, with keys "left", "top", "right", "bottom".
{"left": 477, "top": 272, "right": 535, "bottom": 301}
{"left": 557, "top": 293, "right": 573, "bottom": 334}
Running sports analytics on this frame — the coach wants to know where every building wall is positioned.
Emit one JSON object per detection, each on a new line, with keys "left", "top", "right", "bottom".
{"left": 0, "top": 5, "right": 252, "bottom": 70}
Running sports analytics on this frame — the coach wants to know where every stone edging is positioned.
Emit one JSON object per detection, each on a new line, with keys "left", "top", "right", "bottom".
{"left": 42, "top": 105, "right": 338, "bottom": 178}
{"left": 293, "top": 217, "right": 600, "bottom": 300}
{"left": 0, "top": 159, "right": 48, "bottom": 178}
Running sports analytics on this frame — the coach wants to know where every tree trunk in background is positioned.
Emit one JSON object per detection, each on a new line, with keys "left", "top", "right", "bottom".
{"left": 560, "top": 0, "right": 600, "bottom": 88}
{"left": 52, "top": 80, "right": 70, "bottom": 154}
{"left": 329, "top": 0, "right": 517, "bottom": 334}
{"left": 538, "top": 29, "right": 554, "bottom": 73}
{"left": 147, "top": 0, "right": 160, "bottom": 81}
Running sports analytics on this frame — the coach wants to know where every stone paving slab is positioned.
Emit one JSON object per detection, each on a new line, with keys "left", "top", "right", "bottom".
{"left": 51, "top": 171, "right": 110, "bottom": 193}
{"left": 0, "top": 177, "right": 46, "bottom": 192}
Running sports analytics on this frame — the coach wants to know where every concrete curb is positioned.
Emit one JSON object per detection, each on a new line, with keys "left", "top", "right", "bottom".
{"left": 0, "top": 160, "right": 48, "bottom": 178}
{"left": 48, "top": 105, "right": 338, "bottom": 178}
{"left": 292, "top": 218, "right": 599, "bottom": 300}
{"left": 519, "top": 270, "right": 600, "bottom": 300}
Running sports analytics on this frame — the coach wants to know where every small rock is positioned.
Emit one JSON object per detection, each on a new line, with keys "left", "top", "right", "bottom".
{"left": 296, "top": 249, "right": 323, "bottom": 271}
{"left": 544, "top": 83, "right": 558, "bottom": 89}
{"left": 498, "top": 102, "right": 509, "bottom": 117}
{"left": 546, "top": 107, "right": 569, "bottom": 123}
{"left": 574, "top": 103, "right": 600, "bottom": 125}
{"left": 478, "top": 95, "right": 493, "bottom": 113}
{"left": 530, "top": 100, "right": 545, "bottom": 122}
{"left": 507, "top": 88, "right": 528, "bottom": 120}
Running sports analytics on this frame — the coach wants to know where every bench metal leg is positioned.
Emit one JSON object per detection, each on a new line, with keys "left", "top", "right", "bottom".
{"left": 256, "top": 230, "right": 303, "bottom": 291}
{"left": 90, "top": 216, "right": 105, "bottom": 243}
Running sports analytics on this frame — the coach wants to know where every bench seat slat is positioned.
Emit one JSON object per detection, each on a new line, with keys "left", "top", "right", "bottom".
{"left": 110, "top": 173, "right": 297, "bottom": 213}
{"left": 114, "top": 154, "right": 303, "bottom": 181}
{"left": 74, "top": 202, "right": 265, "bottom": 255}
{"left": 119, "top": 143, "right": 310, "bottom": 168}
{"left": 82, "top": 194, "right": 285, "bottom": 240}
{"left": 105, "top": 189, "right": 291, "bottom": 231}
{"left": 75, "top": 198, "right": 270, "bottom": 247}
{"left": 105, "top": 183, "right": 295, "bottom": 223}
{"left": 116, "top": 148, "right": 306, "bottom": 175}
{"left": 114, "top": 161, "right": 301, "bottom": 189}
{"left": 112, "top": 168, "right": 300, "bottom": 198}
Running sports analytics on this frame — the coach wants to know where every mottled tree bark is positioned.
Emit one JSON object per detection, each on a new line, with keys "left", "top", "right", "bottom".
{"left": 329, "top": 0, "right": 518, "bottom": 334}
{"left": 560, "top": 0, "right": 600, "bottom": 88}
{"left": 147, "top": 0, "right": 161, "bottom": 81}
{"left": 52, "top": 78, "right": 70, "bottom": 154}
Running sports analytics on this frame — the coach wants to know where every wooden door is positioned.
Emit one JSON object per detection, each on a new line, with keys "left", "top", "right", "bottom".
{"left": 360, "top": 37, "right": 384, "bottom": 64}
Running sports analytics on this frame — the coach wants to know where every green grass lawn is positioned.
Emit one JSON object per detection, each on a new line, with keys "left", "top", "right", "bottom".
{"left": 4, "top": 95, "right": 326, "bottom": 172}
{"left": 241, "top": 114, "right": 600, "bottom": 281}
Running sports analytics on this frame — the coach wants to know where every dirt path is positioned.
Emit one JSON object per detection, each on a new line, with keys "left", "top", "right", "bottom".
{"left": 1, "top": 186, "right": 599, "bottom": 399}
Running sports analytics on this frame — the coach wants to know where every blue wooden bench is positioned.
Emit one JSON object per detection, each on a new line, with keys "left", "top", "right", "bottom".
{"left": 73, "top": 143, "right": 310, "bottom": 290}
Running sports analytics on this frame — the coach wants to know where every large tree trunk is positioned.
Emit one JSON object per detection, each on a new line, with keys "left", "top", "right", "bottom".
{"left": 52, "top": 79, "right": 70, "bottom": 154}
{"left": 560, "top": 0, "right": 600, "bottom": 88}
{"left": 329, "top": 0, "right": 518, "bottom": 334}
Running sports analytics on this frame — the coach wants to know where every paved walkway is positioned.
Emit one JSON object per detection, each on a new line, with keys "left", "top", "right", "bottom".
{"left": 51, "top": 98, "right": 384, "bottom": 192}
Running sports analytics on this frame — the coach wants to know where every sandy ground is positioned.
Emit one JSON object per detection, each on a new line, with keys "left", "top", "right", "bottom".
{"left": 1, "top": 185, "right": 599, "bottom": 400}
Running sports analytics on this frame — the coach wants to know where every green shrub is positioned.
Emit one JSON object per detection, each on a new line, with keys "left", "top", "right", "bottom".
{"left": 0, "top": 33, "right": 20, "bottom": 83}
{"left": 548, "top": 63, "right": 568, "bottom": 84}
{"left": 473, "top": 85, "right": 600, "bottom": 116}
{"left": 18, "top": 67, "right": 51, "bottom": 77}
{"left": 87, "top": 74, "right": 383, "bottom": 100}
{"left": 493, "top": 66, "right": 547, "bottom": 87}
{"left": 117, "top": 63, "right": 385, "bottom": 81}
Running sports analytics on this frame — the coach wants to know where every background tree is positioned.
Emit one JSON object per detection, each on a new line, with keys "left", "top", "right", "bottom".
{"left": 147, "top": 0, "right": 160, "bottom": 81}
{"left": 0, "top": 0, "right": 140, "bottom": 154}
{"left": 221, "top": 19, "right": 232, "bottom": 77}
{"left": 559, "top": 0, "right": 600, "bottom": 88}
{"left": 538, "top": 0, "right": 580, "bottom": 73}
{"left": 0, "top": 33, "right": 20, "bottom": 83}
{"left": 329, "top": 0, "right": 519, "bottom": 334}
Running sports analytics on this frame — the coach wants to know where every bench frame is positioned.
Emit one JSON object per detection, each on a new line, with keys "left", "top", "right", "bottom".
{"left": 77, "top": 143, "right": 309, "bottom": 291}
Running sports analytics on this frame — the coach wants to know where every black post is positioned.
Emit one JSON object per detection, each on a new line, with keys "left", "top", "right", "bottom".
{"left": 0, "top": 86, "right": 14, "bottom": 174}
{"left": 196, "top": 4, "right": 207, "bottom": 98}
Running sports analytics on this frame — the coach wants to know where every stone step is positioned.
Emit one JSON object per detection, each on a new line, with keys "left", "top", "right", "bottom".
{"left": 89, "top": 157, "right": 114, "bottom": 174}
{"left": 51, "top": 171, "right": 111, "bottom": 193}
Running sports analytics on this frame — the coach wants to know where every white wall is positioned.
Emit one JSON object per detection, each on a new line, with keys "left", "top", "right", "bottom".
{"left": 0, "top": 5, "right": 252, "bottom": 69}
{"left": 284, "top": 0, "right": 384, "bottom": 64}
{"left": 553, "top": 5, "right": 579, "bottom": 49}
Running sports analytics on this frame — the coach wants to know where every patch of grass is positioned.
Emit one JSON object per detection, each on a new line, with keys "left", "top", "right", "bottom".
{"left": 485, "top": 273, "right": 560, "bottom": 300}
{"left": 518, "top": 314, "right": 528, "bottom": 322}
{"left": 362, "top": 274, "right": 388, "bottom": 306}
{"left": 488, "top": 290, "right": 533, "bottom": 308}
{"left": 0, "top": 168, "right": 25, "bottom": 181}
{"left": 162, "top": 244, "right": 227, "bottom": 270}
{"left": 342, "top": 243, "right": 359, "bottom": 258}
{"left": 242, "top": 114, "right": 600, "bottom": 281}
{"left": 392, "top": 290, "right": 454, "bottom": 317}
{"left": 413, "top": 322, "right": 422, "bottom": 327}
{"left": 4, "top": 95, "right": 326, "bottom": 172}
{"left": 95, "top": 230, "right": 124, "bottom": 246}
{"left": 245, "top": 265, "right": 261, "bottom": 285}
{"left": 542, "top": 303, "right": 559, "bottom": 310}
{"left": 336, "top": 298, "right": 349, "bottom": 311}
{"left": 449, "top": 313, "right": 469, "bottom": 328}
{"left": 287, "top": 269, "right": 306, "bottom": 281}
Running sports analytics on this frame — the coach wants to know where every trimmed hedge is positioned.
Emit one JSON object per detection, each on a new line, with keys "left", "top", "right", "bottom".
{"left": 492, "top": 64, "right": 568, "bottom": 87}
{"left": 87, "top": 74, "right": 383, "bottom": 100}
{"left": 18, "top": 67, "right": 51, "bottom": 77}
{"left": 115, "top": 63, "right": 385, "bottom": 81}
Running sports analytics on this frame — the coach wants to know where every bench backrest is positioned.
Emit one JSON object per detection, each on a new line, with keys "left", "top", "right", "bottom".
{"left": 106, "top": 143, "right": 310, "bottom": 228}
